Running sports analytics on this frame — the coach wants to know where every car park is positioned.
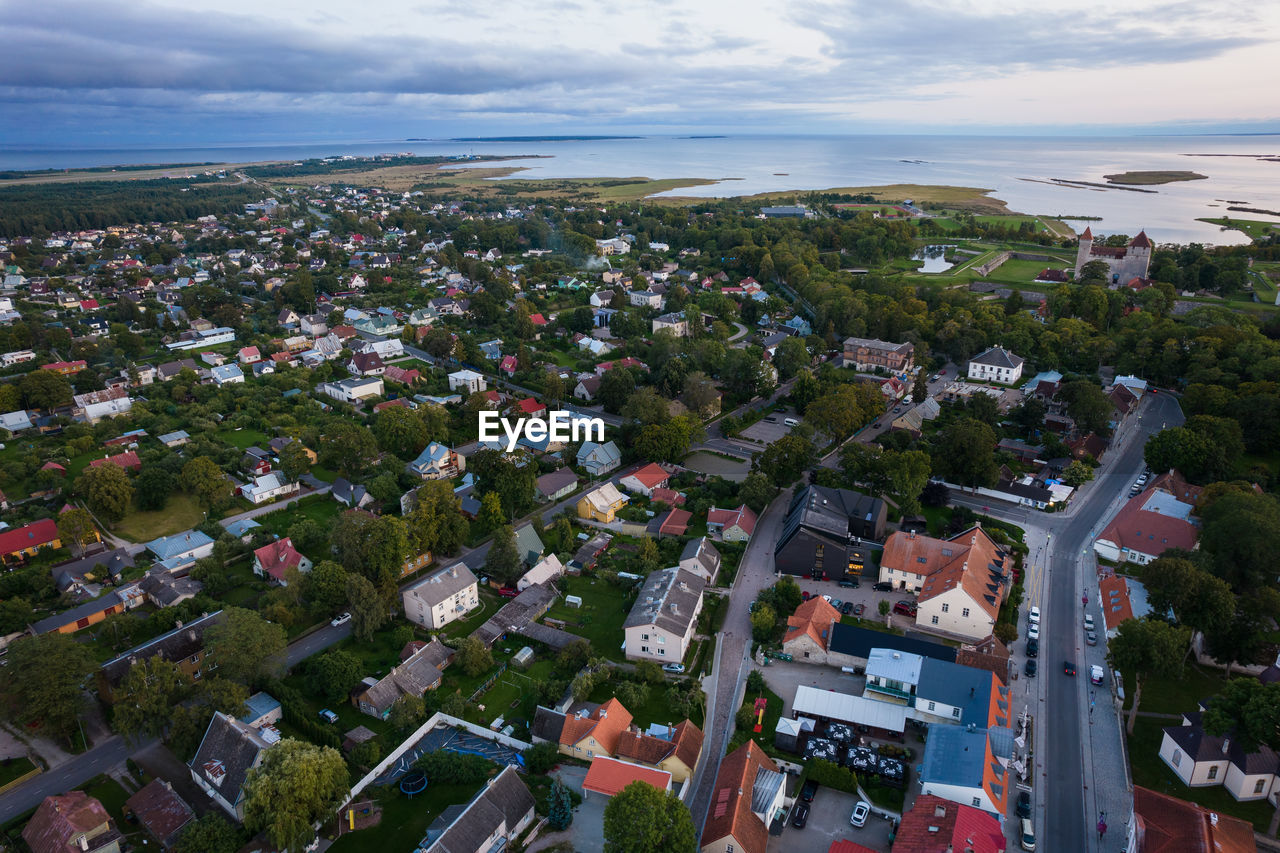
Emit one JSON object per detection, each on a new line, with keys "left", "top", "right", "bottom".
{"left": 1020, "top": 818, "right": 1036, "bottom": 851}
{"left": 831, "top": 599, "right": 843, "bottom": 609}
{"left": 1028, "top": 606, "right": 1040, "bottom": 624}
{"left": 821, "top": 594, "right": 833, "bottom": 603}
{"left": 1024, "top": 659, "right": 1037, "bottom": 677}
{"left": 851, "top": 603, "right": 865, "bottom": 616}
{"left": 1063, "top": 660, "right": 1076, "bottom": 676}
{"left": 1090, "top": 665, "right": 1106, "bottom": 685}
{"left": 1026, "top": 638, "right": 1039, "bottom": 658}
{"left": 873, "top": 581, "right": 893, "bottom": 592}
{"left": 893, "top": 600, "right": 917, "bottom": 616}
{"left": 839, "top": 579, "right": 858, "bottom": 589}
{"left": 1086, "top": 630, "right": 1098, "bottom": 646}
{"left": 1027, "top": 623, "right": 1040, "bottom": 640}
{"left": 791, "top": 802, "right": 810, "bottom": 828}
{"left": 850, "top": 800, "right": 871, "bottom": 827}
{"left": 800, "top": 780, "right": 819, "bottom": 802}
{"left": 330, "top": 612, "right": 351, "bottom": 627}
{"left": 663, "top": 663, "right": 686, "bottom": 673}
{"left": 1016, "top": 791, "right": 1032, "bottom": 818}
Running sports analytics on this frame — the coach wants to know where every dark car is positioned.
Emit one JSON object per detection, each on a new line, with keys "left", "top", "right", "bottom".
{"left": 1024, "top": 659, "right": 1038, "bottom": 677}
{"left": 791, "top": 802, "right": 810, "bottom": 828}
{"left": 873, "top": 581, "right": 893, "bottom": 592}
{"left": 839, "top": 578, "right": 859, "bottom": 589}
{"left": 840, "top": 601, "right": 854, "bottom": 615}
{"left": 1026, "top": 638, "right": 1039, "bottom": 658}
{"left": 800, "top": 780, "right": 818, "bottom": 802}
{"left": 893, "top": 600, "right": 917, "bottom": 616}
{"left": 1017, "top": 791, "right": 1032, "bottom": 818}
{"left": 1064, "top": 660, "right": 1077, "bottom": 676}
{"left": 801, "top": 591, "right": 811, "bottom": 601}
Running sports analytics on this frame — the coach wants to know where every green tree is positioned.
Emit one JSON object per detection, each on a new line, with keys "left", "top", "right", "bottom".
{"left": 935, "top": 418, "right": 999, "bottom": 488}
{"left": 304, "top": 560, "right": 349, "bottom": 611}
{"left": 56, "top": 507, "right": 99, "bottom": 555}
{"left": 180, "top": 456, "right": 233, "bottom": 509}
{"left": 774, "top": 337, "right": 809, "bottom": 379}
{"left": 113, "top": 657, "right": 189, "bottom": 741}
{"left": 373, "top": 406, "right": 429, "bottom": 459}
{"left": 305, "top": 650, "right": 363, "bottom": 703}
{"left": 636, "top": 537, "right": 660, "bottom": 572}
{"left": 172, "top": 813, "right": 243, "bottom": 853}
{"left": 739, "top": 471, "right": 776, "bottom": 513}
{"left": 1061, "top": 460, "right": 1094, "bottom": 488}
{"left": 278, "top": 441, "right": 313, "bottom": 483}
{"left": 548, "top": 779, "right": 574, "bottom": 830}
{"left": 134, "top": 466, "right": 175, "bottom": 511}
{"left": 205, "top": 607, "right": 287, "bottom": 687}
{"left": 19, "top": 370, "right": 72, "bottom": 410}
{"left": 750, "top": 603, "right": 777, "bottom": 642}
{"left": 884, "top": 449, "right": 932, "bottom": 516}
{"left": 1202, "top": 679, "right": 1280, "bottom": 836}
{"left": 912, "top": 371, "right": 928, "bottom": 403}
{"left": 1, "top": 633, "right": 97, "bottom": 742}
{"left": 389, "top": 694, "right": 426, "bottom": 731}
{"left": 345, "top": 574, "right": 387, "bottom": 642}
{"left": 320, "top": 422, "right": 378, "bottom": 478}
{"left": 76, "top": 463, "right": 134, "bottom": 523}
{"left": 524, "top": 741, "right": 561, "bottom": 775}
{"left": 478, "top": 491, "right": 506, "bottom": 530}
{"left": 878, "top": 600, "right": 891, "bottom": 618}
{"left": 485, "top": 525, "right": 523, "bottom": 587}
{"left": 603, "top": 780, "right": 697, "bottom": 853}
{"left": 1108, "top": 618, "right": 1191, "bottom": 734}
{"left": 681, "top": 371, "right": 720, "bottom": 417}
{"left": 1143, "top": 427, "right": 1214, "bottom": 484}
{"left": 756, "top": 434, "right": 815, "bottom": 487}
{"left": 404, "top": 480, "right": 470, "bottom": 556}
{"left": 456, "top": 636, "right": 494, "bottom": 678}
{"left": 599, "top": 368, "right": 637, "bottom": 414}
{"left": 1058, "top": 380, "right": 1113, "bottom": 435}
{"left": 1138, "top": 556, "right": 1234, "bottom": 659}
{"left": 1077, "top": 259, "right": 1111, "bottom": 284}
{"left": 1200, "top": 491, "right": 1280, "bottom": 593}
{"left": 241, "top": 739, "right": 349, "bottom": 853}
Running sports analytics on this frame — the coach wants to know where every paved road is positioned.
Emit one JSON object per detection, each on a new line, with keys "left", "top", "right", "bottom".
{"left": 217, "top": 480, "right": 332, "bottom": 529}
{"left": 0, "top": 735, "right": 147, "bottom": 824}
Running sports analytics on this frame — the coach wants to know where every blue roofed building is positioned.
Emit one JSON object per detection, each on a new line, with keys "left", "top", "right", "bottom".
{"left": 783, "top": 316, "right": 812, "bottom": 336}
{"left": 238, "top": 692, "right": 282, "bottom": 729}
{"left": 211, "top": 364, "right": 245, "bottom": 386}
{"left": 918, "top": 724, "right": 1015, "bottom": 817}
{"left": 577, "top": 440, "right": 621, "bottom": 476}
{"left": 223, "top": 518, "right": 262, "bottom": 540}
{"left": 147, "top": 530, "right": 216, "bottom": 574}
{"left": 406, "top": 442, "right": 465, "bottom": 480}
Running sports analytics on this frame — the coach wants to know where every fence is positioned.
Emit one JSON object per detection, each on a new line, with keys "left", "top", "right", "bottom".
{"left": 468, "top": 662, "right": 509, "bottom": 704}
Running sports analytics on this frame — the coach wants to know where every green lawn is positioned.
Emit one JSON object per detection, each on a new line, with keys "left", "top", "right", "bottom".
{"left": 727, "top": 686, "right": 783, "bottom": 756}
{"left": 216, "top": 427, "right": 271, "bottom": 450}
{"left": 0, "top": 756, "right": 38, "bottom": 788}
{"left": 470, "top": 659, "right": 556, "bottom": 726}
{"left": 439, "top": 588, "right": 504, "bottom": 643}
{"left": 541, "top": 575, "right": 631, "bottom": 662}
{"left": 114, "top": 493, "right": 207, "bottom": 542}
{"left": 1197, "top": 217, "right": 1280, "bottom": 242}
{"left": 82, "top": 775, "right": 131, "bottom": 825}
{"left": 254, "top": 493, "right": 344, "bottom": 539}
{"left": 587, "top": 676, "right": 705, "bottom": 730}
{"left": 1120, "top": 664, "right": 1227, "bottom": 717}
{"left": 326, "top": 781, "right": 484, "bottom": 852}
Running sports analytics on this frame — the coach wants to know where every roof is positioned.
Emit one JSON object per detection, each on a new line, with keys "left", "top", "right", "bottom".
{"left": 1166, "top": 713, "right": 1280, "bottom": 776}
{"left": 867, "top": 648, "right": 923, "bottom": 685}
{"left": 827, "top": 622, "right": 957, "bottom": 663}
{"left": 1099, "top": 574, "right": 1135, "bottom": 631}
{"left": 31, "top": 586, "right": 137, "bottom": 635}
{"left": 583, "top": 756, "right": 671, "bottom": 797}
{"left": 702, "top": 740, "right": 778, "bottom": 853}
{"left": 679, "top": 537, "right": 720, "bottom": 579}
{"left": 125, "top": 779, "right": 194, "bottom": 847}
{"left": 0, "top": 518, "right": 59, "bottom": 556}
{"left": 90, "top": 450, "right": 140, "bottom": 471}
{"left": 1133, "top": 786, "right": 1256, "bottom": 853}
{"left": 784, "top": 597, "right": 841, "bottom": 649}
{"left": 100, "top": 610, "right": 225, "bottom": 688}
{"left": 1131, "top": 230, "right": 1153, "bottom": 249}
{"left": 23, "top": 791, "right": 118, "bottom": 853}
{"left": 51, "top": 547, "right": 134, "bottom": 591}
{"left": 560, "top": 698, "right": 633, "bottom": 754}
{"left": 893, "top": 795, "right": 1006, "bottom": 853}
{"left": 626, "top": 462, "right": 669, "bottom": 490}
{"left": 969, "top": 346, "right": 1024, "bottom": 369}
{"left": 886, "top": 527, "right": 1009, "bottom": 622}
{"left": 919, "top": 725, "right": 1012, "bottom": 814}
{"left": 778, "top": 485, "right": 880, "bottom": 549}
{"left": 240, "top": 692, "right": 283, "bottom": 724}
{"left": 707, "top": 503, "right": 758, "bottom": 535}
{"left": 188, "top": 712, "right": 271, "bottom": 808}
{"left": 147, "top": 530, "right": 214, "bottom": 560}
{"left": 406, "top": 563, "right": 478, "bottom": 608}
{"left": 792, "top": 685, "right": 908, "bottom": 732}
{"left": 623, "top": 568, "right": 704, "bottom": 636}
{"left": 657, "top": 508, "right": 692, "bottom": 536}
{"left": 917, "top": 658, "right": 1003, "bottom": 727}
{"left": 536, "top": 467, "right": 579, "bottom": 499}
{"left": 532, "top": 706, "right": 567, "bottom": 743}
{"left": 513, "top": 524, "right": 544, "bottom": 566}
{"left": 359, "top": 638, "right": 453, "bottom": 712}
{"left": 615, "top": 719, "right": 703, "bottom": 769}
{"left": 578, "top": 440, "right": 621, "bottom": 466}
{"left": 253, "top": 538, "right": 306, "bottom": 582}
{"left": 423, "top": 765, "right": 535, "bottom": 853}
{"left": 1097, "top": 486, "right": 1199, "bottom": 557}
{"left": 580, "top": 482, "right": 627, "bottom": 514}
{"left": 1148, "top": 468, "right": 1203, "bottom": 506}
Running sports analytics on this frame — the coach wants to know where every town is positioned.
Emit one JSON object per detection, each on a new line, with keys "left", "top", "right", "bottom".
{"left": 0, "top": 160, "right": 1276, "bottom": 853}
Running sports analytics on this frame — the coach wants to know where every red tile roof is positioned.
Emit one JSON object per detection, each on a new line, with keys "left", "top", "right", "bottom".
{"left": 707, "top": 504, "right": 757, "bottom": 535}
{"left": 828, "top": 843, "right": 880, "bottom": 853}
{"left": 22, "top": 792, "right": 114, "bottom": 853}
{"left": 702, "top": 741, "right": 777, "bottom": 853}
{"left": 254, "top": 537, "right": 306, "bottom": 582}
{"left": 1097, "top": 487, "right": 1198, "bottom": 558}
{"left": 0, "top": 519, "right": 61, "bottom": 557}
{"left": 514, "top": 397, "right": 545, "bottom": 415}
{"left": 893, "top": 795, "right": 1005, "bottom": 853}
{"left": 582, "top": 756, "right": 671, "bottom": 797}
{"left": 784, "top": 596, "right": 840, "bottom": 649}
{"left": 559, "top": 698, "right": 633, "bottom": 755}
{"left": 658, "top": 509, "right": 692, "bottom": 536}
{"left": 628, "top": 463, "right": 669, "bottom": 490}
{"left": 649, "top": 487, "right": 685, "bottom": 507}
{"left": 1131, "top": 230, "right": 1152, "bottom": 249}
{"left": 1134, "top": 786, "right": 1256, "bottom": 853}
{"left": 890, "top": 526, "right": 1007, "bottom": 621}
{"left": 529, "top": 312, "right": 548, "bottom": 326}
{"left": 1099, "top": 574, "right": 1135, "bottom": 632}
{"left": 90, "top": 450, "right": 141, "bottom": 472}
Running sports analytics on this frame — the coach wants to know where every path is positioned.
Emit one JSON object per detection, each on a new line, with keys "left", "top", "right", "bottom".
{"left": 0, "top": 735, "right": 146, "bottom": 824}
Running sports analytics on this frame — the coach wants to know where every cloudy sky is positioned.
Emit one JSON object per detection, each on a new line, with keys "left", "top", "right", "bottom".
{"left": 3, "top": 0, "right": 1278, "bottom": 146}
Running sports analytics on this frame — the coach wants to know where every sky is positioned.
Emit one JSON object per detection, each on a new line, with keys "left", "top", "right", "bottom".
{"left": 3, "top": 0, "right": 1279, "bottom": 146}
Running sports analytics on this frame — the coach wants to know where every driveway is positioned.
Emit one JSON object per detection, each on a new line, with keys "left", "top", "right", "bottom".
{"left": 525, "top": 765, "right": 602, "bottom": 853}
{"left": 769, "top": 786, "right": 893, "bottom": 853}
{"left": 758, "top": 660, "right": 864, "bottom": 716}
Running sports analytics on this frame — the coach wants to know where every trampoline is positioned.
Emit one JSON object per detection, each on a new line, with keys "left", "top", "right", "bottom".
{"left": 400, "top": 770, "right": 427, "bottom": 796}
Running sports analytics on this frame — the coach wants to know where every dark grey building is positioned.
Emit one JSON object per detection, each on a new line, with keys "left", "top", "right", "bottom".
{"left": 774, "top": 486, "right": 887, "bottom": 579}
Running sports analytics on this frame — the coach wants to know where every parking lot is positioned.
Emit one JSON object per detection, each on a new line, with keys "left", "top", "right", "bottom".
{"left": 789, "top": 574, "right": 920, "bottom": 631}
{"left": 739, "top": 411, "right": 799, "bottom": 444}
{"left": 768, "top": 784, "right": 896, "bottom": 853}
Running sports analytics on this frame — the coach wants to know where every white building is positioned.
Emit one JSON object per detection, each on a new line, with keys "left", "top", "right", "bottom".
{"left": 448, "top": 369, "right": 487, "bottom": 394}
{"left": 321, "top": 376, "right": 384, "bottom": 403}
{"left": 622, "top": 567, "right": 704, "bottom": 663}
{"left": 402, "top": 563, "right": 480, "bottom": 630}
{"left": 966, "top": 346, "right": 1025, "bottom": 385}
{"left": 239, "top": 472, "right": 297, "bottom": 505}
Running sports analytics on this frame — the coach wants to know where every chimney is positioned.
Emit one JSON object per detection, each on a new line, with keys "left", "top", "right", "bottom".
{"left": 1211, "top": 813, "right": 1219, "bottom": 826}
{"left": 935, "top": 804, "right": 947, "bottom": 817}
{"left": 1222, "top": 737, "right": 1230, "bottom": 755}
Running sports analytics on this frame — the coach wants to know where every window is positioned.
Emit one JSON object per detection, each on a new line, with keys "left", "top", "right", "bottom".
{"left": 1256, "top": 779, "right": 1267, "bottom": 794}
{"left": 972, "top": 797, "right": 981, "bottom": 807}
{"left": 1172, "top": 750, "right": 1181, "bottom": 767}
{"left": 658, "top": 649, "right": 666, "bottom": 656}
{"left": 1208, "top": 766, "right": 1218, "bottom": 780}
{"left": 941, "top": 604, "right": 949, "bottom": 613}
{"left": 641, "top": 646, "right": 649, "bottom": 653}
{"left": 952, "top": 708, "right": 961, "bottom": 718}
{"left": 962, "top": 608, "right": 970, "bottom": 617}
{"left": 657, "top": 636, "right": 665, "bottom": 644}
{"left": 931, "top": 616, "right": 939, "bottom": 625}
{"left": 189, "top": 654, "right": 200, "bottom": 663}
{"left": 642, "top": 633, "right": 649, "bottom": 641}
{"left": 927, "top": 701, "right": 936, "bottom": 711}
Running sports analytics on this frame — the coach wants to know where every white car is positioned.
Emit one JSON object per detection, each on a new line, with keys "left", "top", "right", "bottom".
{"left": 1090, "top": 665, "right": 1106, "bottom": 685}
{"left": 850, "top": 800, "right": 871, "bottom": 827}
{"left": 1083, "top": 614, "right": 1095, "bottom": 631}
{"left": 331, "top": 612, "right": 352, "bottom": 627}
{"left": 1027, "top": 623, "right": 1040, "bottom": 641}
{"left": 1028, "top": 606, "right": 1041, "bottom": 625}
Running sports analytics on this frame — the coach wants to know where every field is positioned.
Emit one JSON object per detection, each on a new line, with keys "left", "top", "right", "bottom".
{"left": 114, "top": 493, "right": 207, "bottom": 541}
{"left": 216, "top": 427, "right": 271, "bottom": 449}
{"left": 540, "top": 575, "right": 631, "bottom": 662}
{"left": 674, "top": 183, "right": 1012, "bottom": 214}
{"left": 1197, "top": 217, "right": 1280, "bottom": 242}
{"left": 1103, "top": 170, "right": 1207, "bottom": 185}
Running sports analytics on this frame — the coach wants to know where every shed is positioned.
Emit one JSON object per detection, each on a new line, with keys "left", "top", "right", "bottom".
{"left": 565, "top": 595, "right": 583, "bottom": 608}
{"left": 512, "top": 646, "right": 535, "bottom": 667}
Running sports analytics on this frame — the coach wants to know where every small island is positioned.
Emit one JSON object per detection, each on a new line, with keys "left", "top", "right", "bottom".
{"left": 1103, "top": 170, "right": 1208, "bottom": 185}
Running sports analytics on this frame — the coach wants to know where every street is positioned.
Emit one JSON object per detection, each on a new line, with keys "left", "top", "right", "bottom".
{"left": 0, "top": 735, "right": 146, "bottom": 824}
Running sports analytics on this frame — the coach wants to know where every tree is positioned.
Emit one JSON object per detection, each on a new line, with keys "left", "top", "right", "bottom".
{"left": 305, "top": 649, "right": 363, "bottom": 702}
{"left": 912, "top": 371, "right": 928, "bottom": 403}
{"left": 76, "top": 463, "right": 133, "bottom": 523}
{"left": 478, "top": 491, "right": 506, "bottom": 530}
{"left": 548, "top": 779, "right": 574, "bottom": 830}
{"left": 1143, "top": 427, "right": 1214, "bottom": 484}
{"left": 278, "top": 441, "right": 313, "bottom": 483}
{"left": 602, "top": 780, "right": 697, "bottom": 853}
{"left": 56, "top": 507, "right": 99, "bottom": 555}
{"left": 113, "top": 657, "right": 189, "bottom": 741}
{"left": 1200, "top": 491, "right": 1280, "bottom": 593}
{"left": 1058, "top": 379, "right": 1113, "bottom": 435}
{"left": 1061, "top": 460, "right": 1094, "bottom": 488}
{"left": 319, "top": 422, "right": 378, "bottom": 478}
{"left": 804, "top": 384, "right": 880, "bottom": 442}
{"left": 1, "top": 633, "right": 97, "bottom": 741}
{"left": 524, "top": 741, "right": 561, "bottom": 775}
{"left": 205, "top": 607, "right": 287, "bottom": 687}
{"left": 878, "top": 600, "right": 890, "bottom": 618}
{"left": 750, "top": 603, "right": 777, "bottom": 642}
{"left": 242, "top": 739, "right": 349, "bottom": 853}
{"left": 1077, "top": 259, "right": 1111, "bottom": 284}
{"left": 180, "top": 457, "right": 232, "bottom": 509}
{"left": 1138, "top": 556, "right": 1234, "bottom": 658}
{"left": 964, "top": 392, "right": 1000, "bottom": 427}
{"left": 637, "top": 537, "right": 660, "bottom": 572}
{"left": 774, "top": 337, "right": 809, "bottom": 379}
{"left": 756, "top": 434, "right": 815, "bottom": 487}
{"left": 935, "top": 418, "right": 998, "bottom": 488}
{"left": 19, "top": 370, "right": 72, "bottom": 410}
{"left": 485, "top": 525, "right": 523, "bottom": 587}
{"left": 373, "top": 406, "right": 429, "bottom": 459}
{"left": 739, "top": 471, "right": 776, "bottom": 513}
{"left": 456, "top": 636, "right": 494, "bottom": 678}
{"left": 389, "top": 694, "right": 426, "bottom": 731}
{"left": 681, "top": 372, "right": 720, "bottom": 417}
{"left": 1202, "top": 678, "right": 1280, "bottom": 835}
{"left": 287, "top": 517, "right": 327, "bottom": 554}
{"left": 883, "top": 449, "right": 932, "bottom": 516}
{"left": 599, "top": 368, "right": 637, "bottom": 414}
{"left": 405, "top": 480, "right": 469, "bottom": 556}
{"left": 305, "top": 560, "right": 349, "bottom": 611}
{"left": 172, "top": 813, "right": 242, "bottom": 853}
{"left": 345, "top": 574, "right": 386, "bottom": 642}
{"left": 1108, "top": 618, "right": 1190, "bottom": 734}
{"left": 134, "top": 466, "right": 175, "bottom": 511}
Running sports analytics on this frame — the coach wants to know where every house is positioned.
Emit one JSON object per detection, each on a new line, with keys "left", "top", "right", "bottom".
{"left": 189, "top": 712, "right": 273, "bottom": 822}
{"left": 238, "top": 346, "right": 261, "bottom": 365}
{"left": 1159, "top": 706, "right": 1280, "bottom": 804}
{"left": 918, "top": 724, "right": 1013, "bottom": 816}
{"left": 535, "top": 467, "right": 579, "bottom": 502}
{"left": 74, "top": 388, "right": 133, "bottom": 423}
{"left": 1099, "top": 573, "right": 1135, "bottom": 638}
{"left": 89, "top": 450, "right": 141, "bottom": 472}
{"left": 124, "top": 780, "right": 195, "bottom": 850}
{"left": 418, "top": 765, "right": 535, "bottom": 853}
{"left": 577, "top": 440, "right": 622, "bottom": 476}
{"left": 577, "top": 482, "right": 628, "bottom": 523}
{"left": 556, "top": 698, "right": 634, "bottom": 760}
{"left": 891, "top": 397, "right": 941, "bottom": 435}
{"left": 1094, "top": 486, "right": 1199, "bottom": 565}
{"left": 782, "top": 596, "right": 843, "bottom": 663}
{"left": 511, "top": 397, "right": 546, "bottom": 419}
{"left": 210, "top": 364, "right": 245, "bottom": 386}
{"left": 331, "top": 477, "right": 375, "bottom": 509}
{"left": 774, "top": 486, "right": 885, "bottom": 578}
{"left": 842, "top": 337, "right": 915, "bottom": 373}
{"left": 0, "top": 519, "right": 62, "bottom": 564}
{"left": 276, "top": 308, "right": 299, "bottom": 328}
{"left": 407, "top": 442, "right": 466, "bottom": 480}
{"left": 41, "top": 360, "right": 88, "bottom": 376}
{"left": 353, "top": 638, "right": 454, "bottom": 719}
{"left": 654, "top": 508, "right": 692, "bottom": 537}
{"left": 23, "top": 792, "right": 122, "bottom": 853}
{"left": 615, "top": 720, "right": 704, "bottom": 784}
{"left": 700, "top": 741, "right": 786, "bottom": 853}
{"left": 893, "top": 795, "right": 1006, "bottom": 853}
{"left": 513, "top": 524, "right": 545, "bottom": 566}
{"left": 402, "top": 563, "right": 480, "bottom": 630}
{"left": 651, "top": 312, "right": 689, "bottom": 337}
{"left": 384, "top": 365, "right": 420, "bottom": 386}
{"left": 96, "top": 610, "right": 226, "bottom": 700}
{"left": 623, "top": 567, "right": 705, "bottom": 663}
{"left": 518, "top": 554, "right": 565, "bottom": 591}
{"left": 321, "top": 376, "right": 384, "bottom": 403}
{"left": 252, "top": 537, "right": 313, "bottom": 585}
{"left": 583, "top": 757, "right": 672, "bottom": 799}
{"left": 224, "top": 518, "right": 261, "bottom": 541}
{"left": 706, "top": 504, "right": 757, "bottom": 543}
{"left": 1132, "top": 785, "right": 1257, "bottom": 853}
{"left": 300, "top": 313, "right": 328, "bottom": 336}
{"left": 139, "top": 572, "right": 204, "bottom": 608}
{"left": 878, "top": 526, "right": 1011, "bottom": 641}
{"left": 240, "top": 472, "right": 297, "bottom": 505}
{"left": 678, "top": 537, "right": 721, "bottom": 584}
{"left": 448, "top": 369, "right": 487, "bottom": 394}
{"left": 146, "top": 530, "right": 215, "bottom": 573}
{"left": 347, "top": 351, "right": 386, "bottom": 376}
{"left": 0, "top": 409, "right": 34, "bottom": 433}
{"left": 619, "top": 462, "right": 669, "bottom": 497}
{"left": 158, "top": 430, "right": 190, "bottom": 448}
{"left": 782, "top": 613, "right": 958, "bottom": 670}
{"left": 51, "top": 547, "right": 133, "bottom": 595}
{"left": 966, "top": 346, "right": 1025, "bottom": 385}
{"left": 629, "top": 289, "right": 662, "bottom": 309}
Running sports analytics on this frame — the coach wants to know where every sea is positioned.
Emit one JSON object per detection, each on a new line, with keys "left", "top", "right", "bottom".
{"left": 3, "top": 134, "right": 1279, "bottom": 245}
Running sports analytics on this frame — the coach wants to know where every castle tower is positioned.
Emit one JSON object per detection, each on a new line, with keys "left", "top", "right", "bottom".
{"left": 1124, "top": 231, "right": 1153, "bottom": 281}
{"left": 1074, "top": 226, "right": 1094, "bottom": 276}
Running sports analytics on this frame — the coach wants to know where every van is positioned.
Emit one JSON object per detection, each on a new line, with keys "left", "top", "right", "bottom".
{"left": 784, "top": 417, "right": 800, "bottom": 427}
{"left": 1020, "top": 818, "right": 1036, "bottom": 851}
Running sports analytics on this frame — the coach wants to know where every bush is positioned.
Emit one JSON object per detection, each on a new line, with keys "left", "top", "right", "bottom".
{"left": 746, "top": 670, "right": 766, "bottom": 693}
{"left": 524, "top": 742, "right": 560, "bottom": 775}
{"left": 804, "top": 758, "right": 859, "bottom": 794}
{"left": 416, "top": 750, "right": 495, "bottom": 785}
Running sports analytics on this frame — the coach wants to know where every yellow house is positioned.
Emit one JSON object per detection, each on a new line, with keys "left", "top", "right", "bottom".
{"left": 576, "top": 483, "right": 628, "bottom": 523}
{"left": 0, "top": 519, "right": 63, "bottom": 565}
{"left": 558, "top": 698, "right": 632, "bottom": 760}
{"left": 616, "top": 719, "right": 704, "bottom": 784}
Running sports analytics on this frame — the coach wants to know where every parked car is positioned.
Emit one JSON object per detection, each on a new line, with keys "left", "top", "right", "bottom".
{"left": 873, "top": 581, "right": 893, "bottom": 592}
{"left": 1027, "top": 623, "right": 1040, "bottom": 641}
{"left": 840, "top": 601, "right": 854, "bottom": 615}
{"left": 1024, "top": 659, "right": 1038, "bottom": 677}
{"left": 1026, "top": 638, "right": 1039, "bottom": 658}
{"left": 852, "top": 603, "right": 865, "bottom": 616}
{"left": 838, "top": 579, "right": 858, "bottom": 589}
{"left": 1084, "top": 614, "right": 1095, "bottom": 631}
{"left": 330, "top": 612, "right": 351, "bottom": 627}
{"left": 1063, "top": 660, "right": 1076, "bottom": 676}
{"left": 662, "top": 663, "right": 685, "bottom": 674}
{"left": 800, "top": 780, "right": 819, "bottom": 802}
{"left": 850, "top": 800, "right": 871, "bottom": 827}
{"left": 1028, "top": 606, "right": 1041, "bottom": 625}
{"left": 1090, "top": 665, "right": 1106, "bottom": 685}
{"left": 498, "top": 586, "right": 519, "bottom": 598}
{"left": 801, "top": 591, "right": 811, "bottom": 601}
{"left": 893, "top": 600, "right": 917, "bottom": 616}
{"left": 1016, "top": 791, "right": 1032, "bottom": 818}
{"left": 1020, "top": 818, "right": 1037, "bottom": 851}
{"left": 1086, "top": 630, "right": 1098, "bottom": 646}
{"left": 831, "top": 599, "right": 843, "bottom": 609}
{"left": 319, "top": 709, "right": 339, "bottom": 724}
{"left": 791, "top": 802, "right": 810, "bottom": 828}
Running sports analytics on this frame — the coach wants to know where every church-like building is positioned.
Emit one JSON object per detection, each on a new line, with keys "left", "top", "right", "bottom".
{"left": 1074, "top": 228, "right": 1152, "bottom": 285}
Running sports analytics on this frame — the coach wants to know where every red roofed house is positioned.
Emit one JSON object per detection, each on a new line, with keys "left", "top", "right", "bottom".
{"left": 512, "top": 397, "right": 546, "bottom": 419}
{"left": 700, "top": 741, "right": 785, "bottom": 853}
{"left": 79, "top": 299, "right": 100, "bottom": 311}
{"left": 1098, "top": 574, "right": 1135, "bottom": 638}
{"left": 384, "top": 365, "right": 421, "bottom": 385}
{"left": 828, "top": 843, "right": 879, "bottom": 853}
{"left": 649, "top": 487, "right": 685, "bottom": 507}
{"left": 499, "top": 355, "right": 518, "bottom": 376}
{"left": 23, "top": 791, "right": 122, "bottom": 853}
{"left": 124, "top": 779, "right": 195, "bottom": 849}
{"left": 238, "top": 346, "right": 261, "bottom": 365}
{"left": 1094, "top": 486, "right": 1199, "bottom": 566}
{"left": 41, "top": 360, "right": 87, "bottom": 375}
{"left": 557, "top": 698, "right": 633, "bottom": 760}
{"left": 253, "top": 537, "right": 313, "bottom": 585}
{"left": 0, "top": 519, "right": 62, "bottom": 564}
{"left": 529, "top": 312, "right": 548, "bottom": 327}
{"left": 1133, "top": 786, "right": 1256, "bottom": 853}
{"left": 620, "top": 462, "right": 670, "bottom": 497}
{"left": 893, "top": 795, "right": 1005, "bottom": 853}
{"left": 90, "top": 451, "right": 142, "bottom": 473}
{"left": 373, "top": 398, "right": 411, "bottom": 413}
{"left": 781, "top": 596, "right": 842, "bottom": 663}
{"left": 706, "top": 504, "right": 757, "bottom": 543}
{"left": 656, "top": 508, "right": 692, "bottom": 538}
{"left": 582, "top": 756, "right": 672, "bottom": 800}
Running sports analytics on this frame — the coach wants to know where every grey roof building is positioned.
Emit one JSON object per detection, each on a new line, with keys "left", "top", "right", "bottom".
{"left": 188, "top": 711, "right": 272, "bottom": 821}
{"left": 353, "top": 638, "right": 454, "bottom": 719}
{"left": 774, "top": 485, "right": 886, "bottom": 578}
{"left": 678, "top": 537, "right": 721, "bottom": 584}
{"left": 98, "top": 610, "right": 225, "bottom": 698}
{"left": 51, "top": 547, "right": 135, "bottom": 593}
{"left": 421, "top": 764, "right": 536, "bottom": 853}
